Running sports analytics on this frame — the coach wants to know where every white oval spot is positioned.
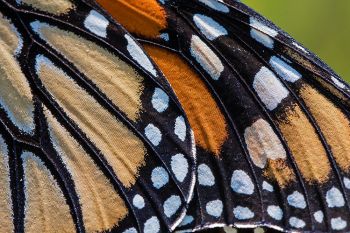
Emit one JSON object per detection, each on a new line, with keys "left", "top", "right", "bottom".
{"left": 122, "top": 228, "right": 137, "bottom": 233}
{"left": 193, "top": 14, "right": 228, "bottom": 41}
{"left": 344, "top": 177, "right": 350, "bottom": 189}
{"left": 171, "top": 154, "right": 188, "bottom": 182}
{"left": 152, "top": 88, "right": 169, "bottom": 113}
{"left": 292, "top": 42, "right": 309, "bottom": 54}
{"left": 174, "top": 116, "right": 186, "bottom": 141}
{"left": 179, "top": 215, "right": 194, "bottom": 227}
{"left": 250, "top": 17, "right": 278, "bottom": 49}
{"left": 326, "top": 187, "right": 345, "bottom": 208}
{"left": 287, "top": 191, "right": 306, "bottom": 209}
{"left": 206, "top": 199, "right": 223, "bottom": 217}
{"left": 270, "top": 56, "right": 302, "bottom": 83}
{"left": 84, "top": 10, "right": 109, "bottom": 38}
{"left": 145, "top": 124, "right": 162, "bottom": 146}
{"left": 198, "top": 0, "right": 229, "bottom": 13}
{"left": 267, "top": 205, "right": 283, "bottom": 220}
{"left": 262, "top": 181, "right": 274, "bottom": 192}
{"left": 314, "top": 210, "right": 324, "bottom": 223}
{"left": 331, "top": 217, "right": 347, "bottom": 230}
{"left": 198, "top": 164, "right": 215, "bottom": 186}
{"left": 233, "top": 206, "right": 254, "bottom": 220}
{"left": 125, "top": 34, "right": 157, "bottom": 76}
{"left": 163, "top": 195, "right": 181, "bottom": 218}
{"left": 224, "top": 227, "right": 238, "bottom": 233}
{"left": 231, "top": 170, "right": 254, "bottom": 195}
{"left": 190, "top": 35, "right": 224, "bottom": 80}
{"left": 151, "top": 167, "right": 169, "bottom": 189}
{"left": 144, "top": 216, "right": 160, "bottom": 233}
{"left": 253, "top": 66, "right": 289, "bottom": 111}
{"left": 132, "top": 194, "right": 145, "bottom": 209}
{"left": 289, "top": 217, "right": 305, "bottom": 229}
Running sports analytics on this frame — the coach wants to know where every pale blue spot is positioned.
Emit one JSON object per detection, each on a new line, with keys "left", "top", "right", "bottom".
{"left": 193, "top": 14, "right": 227, "bottom": 41}
{"left": 270, "top": 56, "right": 302, "bottom": 83}
{"left": 233, "top": 206, "right": 254, "bottom": 220}
{"left": 231, "top": 170, "right": 254, "bottom": 195}
{"left": 151, "top": 167, "right": 169, "bottom": 189}
{"left": 84, "top": 10, "right": 109, "bottom": 38}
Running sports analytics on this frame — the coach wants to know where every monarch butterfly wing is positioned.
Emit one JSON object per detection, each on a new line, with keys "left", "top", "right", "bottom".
{"left": 0, "top": 1, "right": 196, "bottom": 232}
{"left": 173, "top": 0, "right": 350, "bottom": 232}
{"left": 94, "top": 0, "right": 350, "bottom": 232}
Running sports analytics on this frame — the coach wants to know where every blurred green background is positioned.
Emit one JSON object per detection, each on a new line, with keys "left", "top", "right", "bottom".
{"left": 243, "top": 0, "right": 350, "bottom": 83}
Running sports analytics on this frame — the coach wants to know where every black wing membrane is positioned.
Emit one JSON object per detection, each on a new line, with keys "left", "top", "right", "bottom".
{"left": 98, "top": 0, "right": 350, "bottom": 232}
{"left": 0, "top": 0, "right": 196, "bottom": 232}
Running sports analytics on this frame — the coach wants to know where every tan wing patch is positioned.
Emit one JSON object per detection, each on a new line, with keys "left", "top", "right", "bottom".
{"left": 143, "top": 44, "right": 228, "bottom": 156}
{"left": 96, "top": 0, "right": 167, "bottom": 38}
{"left": 0, "top": 13, "right": 34, "bottom": 133}
{"left": 32, "top": 22, "right": 144, "bottom": 122}
{"left": 277, "top": 105, "right": 331, "bottom": 184}
{"left": 36, "top": 56, "right": 146, "bottom": 188}
{"left": 44, "top": 107, "right": 128, "bottom": 232}
{"left": 19, "top": 0, "right": 75, "bottom": 15}
{"left": 22, "top": 152, "right": 75, "bottom": 233}
{"left": 0, "top": 136, "right": 14, "bottom": 233}
{"left": 301, "top": 84, "right": 350, "bottom": 173}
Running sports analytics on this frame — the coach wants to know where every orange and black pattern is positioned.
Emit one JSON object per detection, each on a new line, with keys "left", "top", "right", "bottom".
{"left": 95, "top": 0, "right": 350, "bottom": 232}
{"left": 1, "top": 0, "right": 350, "bottom": 232}
{"left": 0, "top": 0, "right": 196, "bottom": 232}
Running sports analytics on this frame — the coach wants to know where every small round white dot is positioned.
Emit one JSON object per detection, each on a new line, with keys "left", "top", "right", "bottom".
{"left": 326, "top": 187, "right": 345, "bottom": 208}
{"left": 132, "top": 194, "right": 145, "bottom": 209}
{"left": 289, "top": 217, "right": 305, "bottom": 229}
{"left": 287, "top": 191, "right": 306, "bottom": 209}
{"left": 152, "top": 88, "right": 169, "bottom": 113}
{"left": 314, "top": 210, "right": 324, "bottom": 223}
{"left": 267, "top": 205, "right": 283, "bottom": 220}
{"left": 198, "top": 164, "right": 215, "bottom": 186}
{"left": 331, "top": 217, "right": 347, "bottom": 230}
{"left": 233, "top": 206, "right": 254, "bottom": 220}
{"left": 174, "top": 116, "right": 186, "bottom": 141}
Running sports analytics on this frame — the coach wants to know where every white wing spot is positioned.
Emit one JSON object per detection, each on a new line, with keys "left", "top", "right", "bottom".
{"left": 163, "top": 195, "right": 181, "bottom": 218}
{"left": 253, "top": 66, "right": 289, "bottom": 111}
{"left": 198, "top": 164, "right": 215, "bottom": 186}
{"left": 250, "top": 17, "right": 278, "bottom": 49}
{"left": 231, "top": 170, "right": 254, "bottom": 195}
{"left": 233, "top": 206, "right": 254, "bottom": 220}
{"left": 84, "top": 10, "right": 109, "bottom": 38}
{"left": 206, "top": 200, "right": 223, "bottom": 217}
{"left": 262, "top": 181, "right": 274, "bottom": 192}
{"left": 145, "top": 124, "right": 162, "bottom": 146}
{"left": 144, "top": 216, "right": 160, "bottom": 233}
{"left": 122, "top": 228, "right": 137, "bottom": 233}
{"left": 171, "top": 154, "right": 188, "bottom": 182}
{"left": 174, "top": 116, "right": 186, "bottom": 141}
{"left": 314, "top": 210, "right": 324, "bottom": 223}
{"left": 331, "top": 76, "right": 346, "bottom": 89}
{"left": 270, "top": 56, "right": 302, "bottom": 83}
{"left": 132, "top": 194, "right": 145, "bottom": 209}
{"left": 344, "top": 177, "right": 350, "bottom": 189}
{"left": 190, "top": 35, "right": 224, "bottom": 80}
{"left": 267, "top": 205, "right": 283, "bottom": 220}
{"left": 289, "top": 217, "right": 306, "bottom": 229}
{"left": 125, "top": 34, "right": 157, "bottom": 76}
{"left": 179, "top": 215, "right": 194, "bottom": 227}
{"left": 331, "top": 217, "right": 347, "bottom": 230}
{"left": 151, "top": 167, "right": 169, "bottom": 189}
{"left": 287, "top": 191, "right": 307, "bottom": 209}
{"left": 193, "top": 14, "right": 228, "bottom": 41}
{"left": 152, "top": 88, "right": 169, "bottom": 113}
{"left": 326, "top": 187, "right": 345, "bottom": 208}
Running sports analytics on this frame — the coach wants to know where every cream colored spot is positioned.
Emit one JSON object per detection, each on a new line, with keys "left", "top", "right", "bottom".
{"left": 244, "top": 118, "right": 286, "bottom": 168}
{"left": 277, "top": 105, "right": 331, "bottom": 183}
{"left": 45, "top": 107, "right": 128, "bottom": 232}
{"left": 190, "top": 35, "right": 224, "bottom": 80}
{"left": 0, "top": 13, "right": 34, "bottom": 133}
{"left": 22, "top": 152, "right": 75, "bottom": 233}
{"left": 31, "top": 21, "right": 144, "bottom": 122}
{"left": 301, "top": 84, "right": 350, "bottom": 173}
{"left": 0, "top": 136, "right": 14, "bottom": 233}
{"left": 36, "top": 56, "right": 146, "bottom": 188}
{"left": 18, "top": 0, "right": 75, "bottom": 15}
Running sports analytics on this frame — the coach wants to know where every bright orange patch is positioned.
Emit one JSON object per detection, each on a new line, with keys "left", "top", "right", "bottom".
{"left": 143, "top": 44, "right": 228, "bottom": 156}
{"left": 96, "top": 0, "right": 167, "bottom": 38}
